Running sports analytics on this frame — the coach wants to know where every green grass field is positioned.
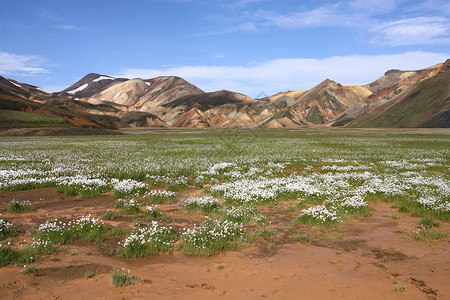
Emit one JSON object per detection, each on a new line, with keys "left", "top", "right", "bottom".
{"left": 0, "top": 128, "right": 448, "bottom": 260}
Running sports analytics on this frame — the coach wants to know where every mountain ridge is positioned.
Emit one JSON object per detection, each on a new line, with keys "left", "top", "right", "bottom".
{"left": 1, "top": 59, "right": 449, "bottom": 132}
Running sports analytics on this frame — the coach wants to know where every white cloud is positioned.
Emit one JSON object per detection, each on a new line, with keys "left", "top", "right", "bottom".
{"left": 59, "top": 24, "right": 83, "bottom": 30}
{"left": 115, "top": 51, "right": 448, "bottom": 97}
{"left": 371, "top": 17, "right": 450, "bottom": 46}
{"left": 262, "top": 3, "right": 354, "bottom": 28}
{"left": 35, "top": 7, "right": 63, "bottom": 22}
{"left": 349, "top": 0, "right": 404, "bottom": 14}
{"left": 0, "top": 51, "right": 49, "bottom": 76}
{"left": 212, "top": 53, "right": 226, "bottom": 59}
{"left": 222, "top": 1, "right": 450, "bottom": 47}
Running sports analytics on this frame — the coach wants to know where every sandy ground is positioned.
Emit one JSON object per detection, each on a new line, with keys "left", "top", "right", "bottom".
{"left": 0, "top": 188, "right": 448, "bottom": 300}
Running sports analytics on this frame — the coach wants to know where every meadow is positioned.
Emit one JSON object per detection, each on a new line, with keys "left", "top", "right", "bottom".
{"left": 0, "top": 128, "right": 449, "bottom": 298}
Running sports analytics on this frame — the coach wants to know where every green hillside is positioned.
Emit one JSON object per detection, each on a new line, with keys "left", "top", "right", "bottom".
{"left": 0, "top": 110, "right": 74, "bottom": 127}
{"left": 348, "top": 71, "right": 450, "bottom": 128}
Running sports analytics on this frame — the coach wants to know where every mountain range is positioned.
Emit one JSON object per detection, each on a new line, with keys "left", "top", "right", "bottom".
{"left": 1, "top": 59, "right": 449, "bottom": 133}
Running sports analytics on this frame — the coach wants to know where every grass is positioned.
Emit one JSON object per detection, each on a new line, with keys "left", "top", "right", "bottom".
{"left": 392, "top": 282, "right": 407, "bottom": 293}
{"left": 0, "top": 109, "right": 74, "bottom": 127}
{"left": 0, "top": 129, "right": 449, "bottom": 263}
{"left": 116, "top": 199, "right": 141, "bottom": 215}
{"left": 34, "top": 218, "right": 110, "bottom": 245}
{"left": 320, "top": 232, "right": 345, "bottom": 240}
{"left": 55, "top": 185, "right": 108, "bottom": 199}
{"left": 20, "top": 265, "right": 40, "bottom": 274}
{"left": 339, "top": 206, "right": 371, "bottom": 219}
{"left": 289, "top": 233, "right": 312, "bottom": 243}
{"left": 107, "top": 227, "right": 128, "bottom": 237}
{"left": 8, "top": 200, "right": 34, "bottom": 213}
{"left": 409, "top": 229, "right": 447, "bottom": 241}
{"left": 393, "top": 199, "right": 450, "bottom": 221}
{"left": 110, "top": 269, "right": 136, "bottom": 287}
{"left": 283, "top": 206, "right": 297, "bottom": 212}
{"left": 140, "top": 195, "right": 176, "bottom": 205}
{"left": 297, "top": 214, "right": 342, "bottom": 229}
{"left": 0, "top": 219, "right": 15, "bottom": 240}
{"left": 102, "top": 210, "right": 120, "bottom": 220}
{"left": 182, "top": 202, "right": 220, "bottom": 214}
{"left": 259, "top": 228, "right": 278, "bottom": 238}
{"left": 142, "top": 206, "right": 161, "bottom": 219}
{"left": 418, "top": 217, "right": 440, "bottom": 228}
{"left": 383, "top": 214, "right": 400, "bottom": 220}
{"left": 0, "top": 243, "right": 56, "bottom": 267}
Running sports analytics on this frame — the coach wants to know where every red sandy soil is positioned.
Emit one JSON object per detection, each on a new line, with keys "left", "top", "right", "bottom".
{"left": 0, "top": 188, "right": 448, "bottom": 300}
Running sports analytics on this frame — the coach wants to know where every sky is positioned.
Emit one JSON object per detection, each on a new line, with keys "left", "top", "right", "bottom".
{"left": 0, "top": 0, "right": 449, "bottom": 97}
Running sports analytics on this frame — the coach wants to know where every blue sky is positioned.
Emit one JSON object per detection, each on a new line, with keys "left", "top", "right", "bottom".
{"left": 1, "top": 0, "right": 449, "bottom": 97}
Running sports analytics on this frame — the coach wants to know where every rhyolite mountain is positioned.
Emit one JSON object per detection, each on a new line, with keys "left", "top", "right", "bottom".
{"left": 1, "top": 59, "right": 449, "bottom": 132}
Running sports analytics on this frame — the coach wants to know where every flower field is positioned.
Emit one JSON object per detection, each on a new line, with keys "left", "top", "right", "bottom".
{"left": 0, "top": 129, "right": 448, "bottom": 298}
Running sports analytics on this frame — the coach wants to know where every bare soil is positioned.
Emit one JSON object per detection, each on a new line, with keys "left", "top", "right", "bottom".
{"left": 0, "top": 188, "right": 448, "bottom": 300}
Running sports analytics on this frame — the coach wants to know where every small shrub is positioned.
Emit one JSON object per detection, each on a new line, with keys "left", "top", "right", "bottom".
{"left": 0, "top": 242, "right": 56, "bottom": 267}
{"left": 34, "top": 215, "right": 108, "bottom": 245}
{"left": 118, "top": 221, "right": 175, "bottom": 258}
{"left": 111, "top": 269, "right": 136, "bottom": 287}
{"left": 85, "top": 270, "right": 95, "bottom": 279}
{"left": 8, "top": 200, "right": 34, "bottom": 213}
{"left": 180, "top": 217, "right": 245, "bottom": 256}
{"left": 143, "top": 205, "right": 161, "bottom": 219}
{"left": 116, "top": 198, "right": 141, "bottom": 215}
{"left": 418, "top": 217, "right": 440, "bottom": 229}
{"left": 297, "top": 205, "right": 341, "bottom": 228}
{"left": 0, "top": 218, "right": 15, "bottom": 240}
{"left": 20, "top": 265, "right": 40, "bottom": 274}
{"left": 112, "top": 179, "right": 148, "bottom": 198}
{"left": 218, "top": 205, "right": 266, "bottom": 225}
{"left": 182, "top": 196, "right": 220, "bottom": 214}
{"left": 56, "top": 177, "right": 111, "bottom": 199}
{"left": 0, "top": 247, "right": 20, "bottom": 266}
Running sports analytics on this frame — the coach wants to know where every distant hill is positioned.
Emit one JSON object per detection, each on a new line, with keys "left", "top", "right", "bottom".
{"left": 0, "top": 76, "right": 128, "bottom": 131}
{"left": 1, "top": 58, "right": 449, "bottom": 133}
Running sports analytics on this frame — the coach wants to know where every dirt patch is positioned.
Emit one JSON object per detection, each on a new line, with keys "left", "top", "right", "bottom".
{"left": 371, "top": 248, "right": 413, "bottom": 262}
{"left": 0, "top": 189, "right": 448, "bottom": 299}
{"left": 36, "top": 264, "right": 111, "bottom": 281}
{"left": 410, "top": 277, "right": 438, "bottom": 298}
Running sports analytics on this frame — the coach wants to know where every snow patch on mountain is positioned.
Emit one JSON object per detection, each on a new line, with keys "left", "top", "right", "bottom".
{"left": 9, "top": 80, "right": 21, "bottom": 88}
{"left": 93, "top": 76, "right": 114, "bottom": 82}
{"left": 67, "top": 83, "right": 88, "bottom": 95}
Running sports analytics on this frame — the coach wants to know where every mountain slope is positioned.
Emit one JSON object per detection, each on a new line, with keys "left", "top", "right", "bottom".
{"left": 59, "top": 73, "right": 128, "bottom": 97}
{"left": 284, "top": 79, "right": 372, "bottom": 125}
{"left": 347, "top": 70, "right": 450, "bottom": 128}
{"left": 0, "top": 76, "right": 127, "bottom": 130}
{"left": 85, "top": 76, "right": 204, "bottom": 110}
